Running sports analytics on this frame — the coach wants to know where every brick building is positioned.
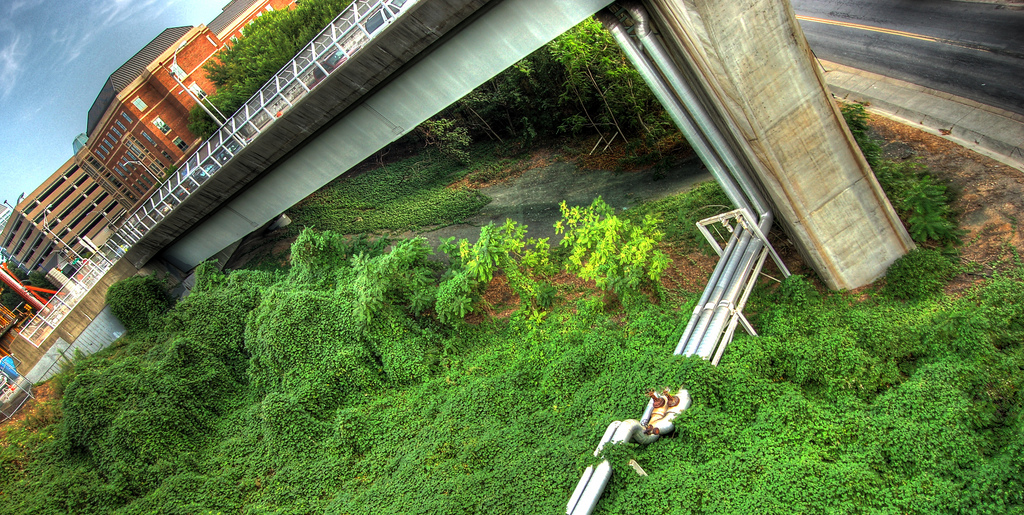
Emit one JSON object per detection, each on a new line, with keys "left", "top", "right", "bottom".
{"left": 75, "top": 0, "right": 296, "bottom": 212}
{"left": 2, "top": 0, "right": 296, "bottom": 275}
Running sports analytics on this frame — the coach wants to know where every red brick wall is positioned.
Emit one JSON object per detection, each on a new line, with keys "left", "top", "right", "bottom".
{"left": 219, "top": 0, "right": 298, "bottom": 43}
{"left": 84, "top": 0, "right": 301, "bottom": 210}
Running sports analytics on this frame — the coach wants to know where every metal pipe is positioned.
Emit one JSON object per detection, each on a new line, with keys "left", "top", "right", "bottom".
{"left": 623, "top": 2, "right": 787, "bottom": 362}
{"left": 673, "top": 228, "right": 740, "bottom": 354}
{"left": 598, "top": 12, "right": 751, "bottom": 215}
{"left": 695, "top": 239, "right": 764, "bottom": 358}
{"left": 684, "top": 232, "right": 755, "bottom": 357}
{"left": 601, "top": 10, "right": 764, "bottom": 360}
{"left": 639, "top": 398, "right": 655, "bottom": 426}
{"left": 566, "top": 465, "right": 595, "bottom": 514}
{"left": 624, "top": 3, "right": 773, "bottom": 232}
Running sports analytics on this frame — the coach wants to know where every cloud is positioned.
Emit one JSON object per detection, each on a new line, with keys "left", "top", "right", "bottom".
{"left": 95, "top": 0, "right": 165, "bottom": 27}
{"left": 0, "top": 34, "right": 25, "bottom": 100}
{"left": 47, "top": 0, "right": 175, "bottom": 66}
{"left": 8, "top": 0, "right": 45, "bottom": 16}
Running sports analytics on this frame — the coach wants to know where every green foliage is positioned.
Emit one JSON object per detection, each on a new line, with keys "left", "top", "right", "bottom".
{"left": 191, "top": 0, "right": 354, "bottom": 138}
{"left": 444, "top": 17, "right": 672, "bottom": 152}
{"left": 4, "top": 170, "right": 1023, "bottom": 514}
{"left": 840, "top": 102, "right": 881, "bottom": 168}
{"left": 1, "top": 265, "right": 30, "bottom": 310}
{"left": 628, "top": 180, "right": 734, "bottom": 254}
{"left": 874, "top": 160, "right": 963, "bottom": 245}
{"left": 883, "top": 248, "right": 954, "bottom": 302}
{"left": 287, "top": 148, "right": 492, "bottom": 235}
{"left": 419, "top": 118, "right": 472, "bottom": 164}
{"left": 435, "top": 270, "right": 473, "bottom": 325}
{"left": 105, "top": 274, "right": 172, "bottom": 333}
{"left": 556, "top": 196, "right": 670, "bottom": 295}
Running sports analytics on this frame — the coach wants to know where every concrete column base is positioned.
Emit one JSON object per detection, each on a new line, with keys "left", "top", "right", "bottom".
{"left": 645, "top": 0, "right": 914, "bottom": 289}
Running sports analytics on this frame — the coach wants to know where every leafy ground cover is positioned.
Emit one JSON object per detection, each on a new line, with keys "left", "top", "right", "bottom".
{"left": 285, "top": 145, "right": 523, "bottom": 237}
{"left": 1, "top": 167, "right": 1022, "bottom": 514}
{"left": 3, "top": 104, "right": 1023, "bottom": 513}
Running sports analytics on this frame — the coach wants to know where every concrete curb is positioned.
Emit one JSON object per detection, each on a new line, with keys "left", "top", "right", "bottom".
{"left": 819, "top": 59, "right": 1024, "bottom": 172}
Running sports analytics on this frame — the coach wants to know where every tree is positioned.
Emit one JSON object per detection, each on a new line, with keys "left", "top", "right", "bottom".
{"left": 190, "top": 0, "right": 354, "bottom": 138}
{"left": 555, "top": 196, "right": 670, "bottom": 296}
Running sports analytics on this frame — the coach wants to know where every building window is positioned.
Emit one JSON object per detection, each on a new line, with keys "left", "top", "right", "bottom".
{"left": 132, "top": 97, "right": 148, "bottom": 112}
{"left": 110, "top": 126, "right": 122, "bottom": 138}
{"left": 169, "top": 63, "right": 187, "bottom": 81}
{"left": 161, "top": 150, "right": 174, "bottom": 162}
{"left": 188, "top": 82, "right": 207, "bottom": 99}
{"left": 121, "top": 112, "right": 133, "bottom": 123}
{"left": 141, "top": 131, "right": 157, "bottom": 146}
{"left": 173, "top": 137, "right": 188, "bottom": 151}
{"left": 116, "top": 121, "right": 127, "bottom": 132}
{"left": 153, "top": 117, "right": 171, "bottom": 134}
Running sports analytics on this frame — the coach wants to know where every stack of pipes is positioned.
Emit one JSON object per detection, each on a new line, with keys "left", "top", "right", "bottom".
{"left": 598, "top": 3, "right": 775, "bottom": 362}
{"left": 565, "top": 4, "right": 785, "bottom": 514}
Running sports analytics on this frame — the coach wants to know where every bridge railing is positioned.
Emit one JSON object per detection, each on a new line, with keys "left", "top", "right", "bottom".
{"left": 19, "top": 257, "right": 111, "bottom": 344}
{"left": 17, "top": 0, "right": 415, "bottom": 346}
{"left": 112, "top": 0, "right": 412, "bottom": 249}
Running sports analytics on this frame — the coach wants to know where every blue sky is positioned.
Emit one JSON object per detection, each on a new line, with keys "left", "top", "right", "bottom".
{"left": 0, "top": 0, "right": 230, "bottom": 206}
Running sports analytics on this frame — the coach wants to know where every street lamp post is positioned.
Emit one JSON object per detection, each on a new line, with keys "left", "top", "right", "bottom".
{"left": 41, "top": 209, "right": 84, "bottom": 264}
{"left": 1, "top": 201, "right": 28, "bottom": 273}
{"left": 171, "top": 42, "right": 227, "bottom": 127}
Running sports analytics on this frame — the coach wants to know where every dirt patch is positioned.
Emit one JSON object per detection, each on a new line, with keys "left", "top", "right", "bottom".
{"left": 869, "top": 115, "right": 1024, "bottom": 291}
{"left": 868, "top": 116, "right": 1019, "bottom": 251}
{"left": 659, "top": 246, "right": 719, "bottom": 294}
{"left": 0, "top": 382, "right": 59, "bottom": 439}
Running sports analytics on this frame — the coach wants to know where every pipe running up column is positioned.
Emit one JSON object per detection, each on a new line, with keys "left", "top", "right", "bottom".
{"left": 599, "top": 6, "right": 771, "bottom": 361}
{"left": 598, "top": 11, "right": 754, "bottom": 359}
{"left": 621, "top": 3, "right": 777, "bottom": 357}
{"left": 566, "top": 8, "right": 785, "bottom": 514}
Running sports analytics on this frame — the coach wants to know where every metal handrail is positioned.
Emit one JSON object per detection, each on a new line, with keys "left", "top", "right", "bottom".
{"left": 18, "top": 0, "right": 415, "bottom": 345}
{"left": 107, "top": 0, "right": 412, "bottom": 250}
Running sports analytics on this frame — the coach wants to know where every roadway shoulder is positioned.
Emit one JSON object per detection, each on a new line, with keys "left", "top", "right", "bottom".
{"left": 818, "top": 59, "right": 1024, "bottom": 172}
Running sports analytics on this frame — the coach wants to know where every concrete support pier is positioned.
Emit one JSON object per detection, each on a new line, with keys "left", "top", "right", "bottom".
{"left": 644, "top": 0, "right": 914, "bottom": 289}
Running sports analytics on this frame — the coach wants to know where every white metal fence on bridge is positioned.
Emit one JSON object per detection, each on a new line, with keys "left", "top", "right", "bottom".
{"left": 18, "top": 0, "right": 414, "bottom": 347}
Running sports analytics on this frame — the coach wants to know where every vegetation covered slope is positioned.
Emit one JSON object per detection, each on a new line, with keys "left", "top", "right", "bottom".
{"left": 1, "top": 177, "right": 1022, "bottom": 513}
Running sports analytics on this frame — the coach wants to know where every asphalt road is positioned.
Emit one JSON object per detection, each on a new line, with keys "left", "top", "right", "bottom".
{"left": 792, "top": 0, "right": 1024, "bottom": 114}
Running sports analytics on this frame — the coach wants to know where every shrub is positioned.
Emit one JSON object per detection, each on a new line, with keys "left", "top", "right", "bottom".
{"left": 556, "top": 196, "right": 670, "bottom": 295}
{"left": 841, "top": 102, "right": 881, "bottom": 168}
{"left": 883, "top": 248, "right": 954, "bottom": 301}
{"left": 106, "top": 275, "right": 172, "bottom": 333}
{"left": 418, "top": 118, "right": 472, "bottom": 164}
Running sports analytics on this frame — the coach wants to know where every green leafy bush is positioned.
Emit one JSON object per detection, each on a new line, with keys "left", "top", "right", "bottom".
{"left": 883, "top": 248, "right": 954, "bottom": 301}
{"left": 841, "top": 104, "right": 962, "bottom": 246}
{"left": 556, "top": 196, "right": 670, "bottom": 295}
{"left": 105, "top": 274, "right": 172, "bottom": 333}
{"left": 841, "top": 102, "right": 881, "bottom": 168}
{"left": 419, "top": 118, "right": 472, "bottom": 164}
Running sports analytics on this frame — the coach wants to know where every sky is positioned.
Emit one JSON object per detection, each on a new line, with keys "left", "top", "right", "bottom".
{"left": 0, "top": 0, "right": 231, "bottom": 207}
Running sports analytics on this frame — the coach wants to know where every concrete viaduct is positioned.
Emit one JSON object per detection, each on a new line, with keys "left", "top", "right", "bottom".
{"left": 110, "top": 0, "right": 909, "bottom": 290}
{"left": 5, "top": 0, "right": 911, "bottom": 500}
